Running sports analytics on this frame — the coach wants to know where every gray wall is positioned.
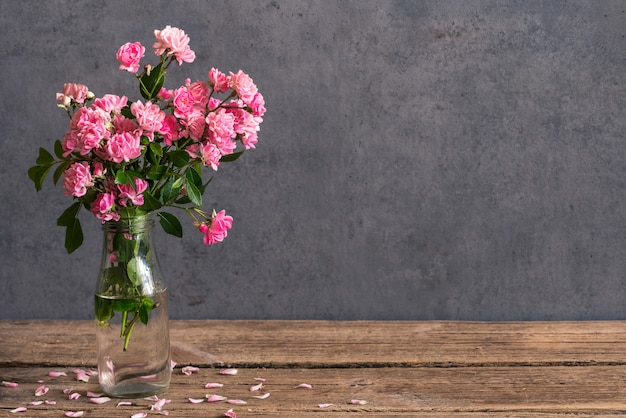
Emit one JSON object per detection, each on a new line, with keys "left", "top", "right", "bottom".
{"left": 1, "top": 1, "right": 624, "bottom": 320}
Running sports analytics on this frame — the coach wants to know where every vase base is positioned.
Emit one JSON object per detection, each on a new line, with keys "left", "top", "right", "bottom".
{"left": 101, "top": 381, "right": 170, "bottom": 398}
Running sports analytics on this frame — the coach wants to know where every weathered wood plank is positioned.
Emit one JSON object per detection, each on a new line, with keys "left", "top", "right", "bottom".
{"left": 2, "top": 320, "right": 626, "bottom": 367}
{"left": 2, "top": 366, "right": 626, "bottom": 416}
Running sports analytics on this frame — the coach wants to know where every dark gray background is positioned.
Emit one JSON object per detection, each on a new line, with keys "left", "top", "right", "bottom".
{"left": 1, "top": 1, "right": 624, "bottom": 320}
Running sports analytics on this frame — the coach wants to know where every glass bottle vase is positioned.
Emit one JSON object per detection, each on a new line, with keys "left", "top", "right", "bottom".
{"left": 94, "top": 214, "right": 171, "bottom": 398}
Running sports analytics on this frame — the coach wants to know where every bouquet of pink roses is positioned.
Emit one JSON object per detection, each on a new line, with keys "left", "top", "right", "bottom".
{"left": 29, "top": 26, "right": 265, "bottom": 253}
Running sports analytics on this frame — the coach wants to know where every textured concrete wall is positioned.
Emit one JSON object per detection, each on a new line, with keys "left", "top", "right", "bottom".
{"left": 1, "top": 1, "right": 624, "bottom": 320}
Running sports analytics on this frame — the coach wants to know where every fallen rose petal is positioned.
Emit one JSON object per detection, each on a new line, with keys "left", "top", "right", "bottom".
{"left": 170, "top": 360, "right": 177, "bottom": 370}
{"left": 86, "top": 391, "right": 103, "bottom": 397}
{"left": 10, "top": 407, "right": 27, "bottom": 413}
{"left": 65, "top": 412, "right": 84, "bottom": 417}
{"left": 35, "top": 385, "right": 49, "bottom": 396}
{"left": 150, "top": 397, "right": 171, "bottom": 410}
{"left": 29, "top": 401, "right": 44, "bottom": 406}
{"left": 155, "top": 411, "right": 169, "bottom": 416}
{"left": 249, "top": 382, "right": 263, "bottom": 392}
{"left": 181, "top": 366, "right": 200, "bottom": 375}
{"left": 74, "top": 373, "right": 89, "bottom": 383}
{"left": 188, "top": 397, "right": 205, "bottom": 403}
{"left": 131, "top": 413, "right": 148, "bottom": 418}
{"left": 219, "top": 368, "right": 238, "bottom": 375}
{"left": 350, "top": 399, "right": 368, "bottom": 405}
{"left": 205, "top": 382, "right": 224, "bottom": 389}
{"left": 2, "top": 381, "right": 19, "bottom": 388}
{"left": 254, "top": 377, "right": 267, "bottom": 382}
{"left": 144, "top": 395, "right": 160, "bottom": 401}
{"left": 48, "top": 371, "right": 67, "bottom": 377}
{"left": 318, "top": 403, "right": 334, "bottom": 408}
{"left": 224, "top": 409, "right": 237, "bottom": 418}
{"left": 86, "top": 370, "right": 99, "bottom": 376}
{"left": 44, "top": 400, "right": 57, "bottom": 405}
{"left": 63, "top": 388, "right": 74, "bottom": 395}
{"left": 296, "top": 383, "right": 313, "bottom": 389}
{"left": 252, "top": 392, "right": 271, "bottom": 400}
{"left": 227, "top": 399, "right": 247, "bottom": 405}
{"left": 68, "top": 392, "right": 81, "bottom": 400}
{"left": 206, "top": 394, "right": 227, "bottom": 402}
{"left": 116, "top": 401, "right": 133, "bottom": 406}
{"left": 89, "top": 396, "right": 111, "bottom": 404}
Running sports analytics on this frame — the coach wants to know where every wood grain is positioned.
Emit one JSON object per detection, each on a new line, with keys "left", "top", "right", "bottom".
{"left": 1, "top": 320, "right": 626, "bottom": 416}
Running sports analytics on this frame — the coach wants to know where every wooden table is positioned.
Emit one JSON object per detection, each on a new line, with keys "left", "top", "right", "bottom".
{"left": 1, "top": 320, "right": 626, "bottom": 417}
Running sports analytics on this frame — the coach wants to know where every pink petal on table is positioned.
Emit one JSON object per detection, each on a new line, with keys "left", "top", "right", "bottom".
{"left": 296, "top": 383, "right": 313, "bottom": 389}
{"left": 181, "top": 366, "right": 200, "bottom": 375}
{"left": 249, "top": 382, "right": 263, "bottom": 392}
{"left": 65, "top": 412, "right": 84, "bottom": 417}
{"left": 86, "top": 370, "right": 98, "bottom": 376}
{"left": 150, "top": 397, "right": 171, "bottom": 411}
{"left": 48, "top": 371, "right": 67, "bottom": 377}
{"left": 188, "top": 397, "right": 205, "bottom": 403}
{"left": 252, "top": 392, "right": 271, "bottom": 400}
{"left": 89, "top": 397, "right": 111, "bottom": 404}
{"left": 205, "top": 382, "right": 224, "bottom": 389}
{"left": 74, "top": 373, "right": 89, "bottom": 383}
{"left": 29, "top": 401, "right": 44, "bottom": 406}
{"left": 227, "top": 399, "right": 247, "bottom": 405}
{"left": 219, "top": 368, "right": 238, "bottom": 375}
{"left": 170, "top": 360, "right": 177, "bottom": 370}
{"left": 131, "top": 413, "right": 148, "bottom": 418}
{"left": 68, "top": 392, "right": 81, "bottom": 400}
{"left": 144, "top": 395, "right": 160, "bottom": 401}
{"left": 206, "top": 394, "right": 227, "bottom": 402}
{"left": 2, "top": 381, "right": 18, "bottom": 388}
{"left": 86, "top": 391, "right": 103, "bottom": 397}
{"left": 224, "top": 409, "right": 237, "bottom": 418}
{"left": 45, "top": 400, "right": 57, "bottom": 405}
{"left": 10, "top": 407, "right": 27, "bottom": 413}
{"left": 350, "top": 399, "right": 368, "bottom": 405}
{"left": 155, "top": 411, "right": 170, "bottom": 416}
{"left": 254, "top": 377, "right": 267, "bottom": 382}
{"left": 318, "top": 403, "right": 334, "bottom": 408}
{"left": 116, "top": 401, "right": 133, "bottom": 406}
{"left": 63, "top": 388, "right": 74, "bottom": 394}
{"left": 34, "top": 385, "right": 49, "bottom": 396}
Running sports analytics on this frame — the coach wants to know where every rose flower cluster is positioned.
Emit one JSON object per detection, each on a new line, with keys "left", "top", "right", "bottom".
{"left": 31, "top": 26, "right": 265, "bottom": 251}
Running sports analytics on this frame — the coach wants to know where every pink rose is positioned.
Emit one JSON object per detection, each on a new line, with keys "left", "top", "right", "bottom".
{"left": 152, "top": 25, "right": 195, "bottom": 65}
{"left": 201, "top": 210, "right": 233, "bottom": 245}
{"left": 181, "top": 110, "right": 205, "bottom": 141}
{"left": 205, "top": 108, "right": 236, "bottom": 154}
{"left": 199, "top": 142, "right": 222, "bottom": 171}
{"left": 130, "top": 100, "right": 165, "bottom": 140}
{"left": 159, "top": 114, "right": 180, "bottom": 146}
{"left": 185, "top": 79, "right": 210, "bottom": 108}
{"left": 208, "top": 68, "right": 229, "bottom": 93}
{"left": 93, "top": 94, "right": 128, "bottom": 113}
{"left": 229, "top": 70, "right": 258, "bottom": 105}
{"left": 56, "top": 83, "right": 90, "bottom": 106}
{"left": 103, "top": 131, "right": 141, "bottom": 163}
{"left": 62, "top": 107, "right": 110, "bottom": 156}
{"left": 249, "top": 92, "right": 266, "bottom": 117}
{"left": 117, "top": 178, "right": 148, "bottom": 207}
{"left": 91, "top": 192, "right": 120, "bottom": 223}
{"left": 116, "top": 42, "right": 145, "bottom": 73}
{"left": 172, "top": 86, "right": 196, "bottom": 119}
{"left": 63, "top": 162, "right": 93, "bottom": 197}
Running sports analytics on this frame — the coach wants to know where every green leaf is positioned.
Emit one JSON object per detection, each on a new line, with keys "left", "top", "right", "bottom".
{"left": 168, "top": 150, "right": 190, "bottom": 168}
{"left": 54, "top": 140, "right": 65, "bottom": 159}
{"left": 114, "top": 170, "right": 131, "bottom": 185}
{"left": 57, "top": 202, "right": 82, "bottom": 226}
{"left": 146, "top": 164, "right": 168, "bottom": 180}
{"left": 126, "top": 257, "right": 140, "bottom": 286}
{"left": 53, "top": 160, "right": 70, "bottom": 185}
{"left": 36, "top": 147, "right": 54, "bottom": 165}
{"left": 28, "top": 164, "right": 53, "bottom": 191}
{"left": 64, "top": 217, "right": 83, "bottom": 254}
{"left": 220, "top": 150, "right": 245, "bottom": 163}
{"left": 111, "top": 298, "right": 140, "bottom": 312}
{"left": 185, "top": 166, "right": 202, "bottom": 188}
{"left": 121, "top": 105, "right": 134, "bottom": 119}
{"left": 157, "top": 211, "right": 183, "bottom": 238}
{"left": 186, "top": 179, "right": 202, "bottom": 207}
{"left": 161, "top": 176, "right": 182, "bottom": 204}
{"left": 139, "top": 191, "right": 162, "bottom": 211}
{"left": 139, "top": 62, "right": 165, "bottom": 100}
{"left": 150, "top": 142, "right": 163, "bottom": 158}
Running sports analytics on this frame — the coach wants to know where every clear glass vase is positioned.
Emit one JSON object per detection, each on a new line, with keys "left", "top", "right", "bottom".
{"left": 94, "top": 214, "right": 171, "bottom": 398}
